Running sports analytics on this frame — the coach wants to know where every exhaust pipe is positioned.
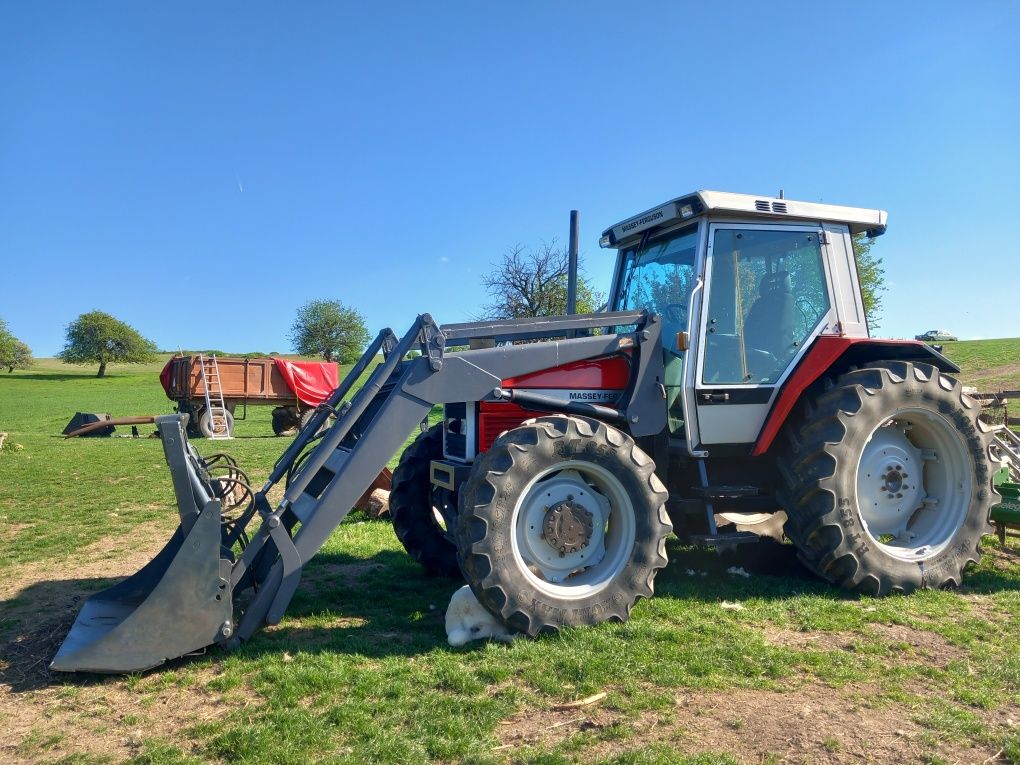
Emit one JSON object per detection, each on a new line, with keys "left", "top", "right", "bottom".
{"left": 566, "top": 209, "right": 579, "bottom": 314}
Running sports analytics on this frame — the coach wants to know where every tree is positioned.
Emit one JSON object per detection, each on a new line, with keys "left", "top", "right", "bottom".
{"left": 0, "top": 319, "right": 32, "bottom": 373}
{"left": 853, "top": 233, "right": 887, "bottom": 332}
{"left": 481, "top": 241, "right": 605, "bottom": 320}
{"left": 59, "top": 311, "right": 158, "bottom": 377}
{"left": 290, "top": 299, "right": 370, "bottom": 363}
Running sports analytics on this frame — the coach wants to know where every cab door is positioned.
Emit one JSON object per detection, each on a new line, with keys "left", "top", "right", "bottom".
{"left": 691, "top": 223, "right": 836, "bottom": 450}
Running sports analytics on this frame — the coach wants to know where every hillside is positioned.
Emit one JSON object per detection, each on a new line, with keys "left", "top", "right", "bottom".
{"left": 937, "top": 337, "right": 1020, "bottom": 391}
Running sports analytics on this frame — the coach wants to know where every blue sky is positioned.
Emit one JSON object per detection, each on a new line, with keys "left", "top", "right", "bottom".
{"left": 2, "top": 2, "right": 1018, "bottom": 356}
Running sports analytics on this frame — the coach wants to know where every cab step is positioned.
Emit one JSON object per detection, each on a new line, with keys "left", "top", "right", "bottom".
{"left": 690, "top": 484, "right": 760, "bottom": 500}
{"left": 691, "top": 531, "right": 763, "bottom": 546}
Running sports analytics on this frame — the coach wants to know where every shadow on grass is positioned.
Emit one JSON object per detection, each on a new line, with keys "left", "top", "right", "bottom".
{"left": 0, "top": 372, "right": 116, "bottom": 382}
{"left": 5, "top": 539, "right": 1020, "bottom": 694}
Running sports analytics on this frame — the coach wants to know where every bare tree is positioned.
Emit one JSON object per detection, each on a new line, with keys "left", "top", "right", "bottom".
{"left": 481, "top": 241, "right": 604, "bottom": 320}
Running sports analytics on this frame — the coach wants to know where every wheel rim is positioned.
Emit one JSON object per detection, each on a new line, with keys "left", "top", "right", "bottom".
{"left": 511, "top": 460, "right": 636, "bottom": 600}
{"left": 203, "top": 408, "right": 230, "bottom": 437}
{"left": 855, "top": 408, "right": 971, "bottom": 561}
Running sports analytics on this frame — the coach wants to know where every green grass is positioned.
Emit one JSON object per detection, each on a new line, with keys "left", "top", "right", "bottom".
{"left": 937, "top": 337, "right": 1020, "bottom": 390}
{"left": 2, "top": 351, "right": 1020, "bottom": 764}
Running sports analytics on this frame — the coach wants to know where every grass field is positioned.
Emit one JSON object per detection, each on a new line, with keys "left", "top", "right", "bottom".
{"left": 938, "top": 338, "right": 1020, "bottom": 391}
{"left": 1, "top": 346, "right": 1019, "bottom": 764}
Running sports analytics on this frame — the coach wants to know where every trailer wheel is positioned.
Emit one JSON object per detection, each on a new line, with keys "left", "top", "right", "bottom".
{"left": 198, "top": 407, "right": 234, "bottom": 438}
{"left": 389, "top": 424, "right": 461, "bottom": 578}
{"left": 778, "top": 361, "right": 997, "bottom": 595}
{"left": 457, "top": 415, "right": 671, "bottom": 637}
{"left": 179, "top": 402, "right": 203, "bottom": 437}
{"left": 272, "top": 407, "right": 300, "bottom": 436}
{"left": 299, "top": 408, "right": 330, "bottom": 437}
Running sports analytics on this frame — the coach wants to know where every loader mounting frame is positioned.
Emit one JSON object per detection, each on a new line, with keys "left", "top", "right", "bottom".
{"left": 53, "top": 310, "right": 665, "bottom": 673}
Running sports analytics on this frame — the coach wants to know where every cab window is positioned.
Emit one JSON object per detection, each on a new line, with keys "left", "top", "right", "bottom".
{"left": 612, "top": 224, "right": 699, "bottom": 342}
{"left": 703, "top": 228, "right": 829, "bottom": 385}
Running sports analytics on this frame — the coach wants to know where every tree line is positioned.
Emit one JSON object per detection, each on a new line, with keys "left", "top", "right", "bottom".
{"left": 0, "top": 237, "right": 885, "bottom": 377}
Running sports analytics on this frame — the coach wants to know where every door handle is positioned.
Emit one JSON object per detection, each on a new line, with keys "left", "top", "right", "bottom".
{"left": 701, "top": 392, "right": 730, "bottom": 403}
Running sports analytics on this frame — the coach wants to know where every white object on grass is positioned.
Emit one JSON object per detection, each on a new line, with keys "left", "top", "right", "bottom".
{"left": 445, "top": 585, "right": 517, "bottom": 647}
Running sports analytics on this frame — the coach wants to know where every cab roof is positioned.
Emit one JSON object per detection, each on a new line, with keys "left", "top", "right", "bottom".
{"left": 600, "top": 190, "right": 888, "bottom": 249}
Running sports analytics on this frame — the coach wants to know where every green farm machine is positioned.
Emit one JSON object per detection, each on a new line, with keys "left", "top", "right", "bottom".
{"left": 52, "top": 190, "right": 1017, "bottom": 673}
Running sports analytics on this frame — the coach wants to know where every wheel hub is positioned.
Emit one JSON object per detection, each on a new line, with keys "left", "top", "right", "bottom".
{"left": 543, "top": 499, "right": 594, "bottom": 556}
{"left": 857, "top": 423, "right": 925, "bottom": 539}
{"left": 516, "top": 472, "right": 610, "bottom": 583}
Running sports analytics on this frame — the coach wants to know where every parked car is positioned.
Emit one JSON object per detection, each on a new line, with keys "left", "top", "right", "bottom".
{"left": 915, "top": 329, "right": 958, "bottom": 342}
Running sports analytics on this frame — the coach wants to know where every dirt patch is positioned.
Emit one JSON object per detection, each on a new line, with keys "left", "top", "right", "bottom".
{"left": 668, "top": 685, "right": 999, "bottom": 764}
{"left": 967, "top": 362, "right": 1020, "bottom": 391}
{"left": 0, "top": 519, "right": 173, "bottom": 656}
{"left": 496, "top": 702, "right": 634, "bottom": 752}
{"left": 496, "top": 684, "right": 1003, "bottom": 764}
{"left": 0, "top": 520, "right": 257, "bottom": 763}
{"left": 866, "top": 623, "right": 968, "bottom": 665}
{"left": 762, "top": 628, "right": 860, "bottom": 652}
{"left": 0, "top": 519, "right": 172, "bottom": 603}
{"left": 762, "top": 622, "right": 971, "bottom": 669}
{"left": 0, "top": 664, "right": 254, "bottom": 764}
{"left": 3, "top": 522, "right": 34, "bottom": 541}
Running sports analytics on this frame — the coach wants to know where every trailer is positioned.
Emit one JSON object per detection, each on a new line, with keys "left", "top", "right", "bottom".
{"left": 159, "top": 355, "right": 339, "bottom": 437}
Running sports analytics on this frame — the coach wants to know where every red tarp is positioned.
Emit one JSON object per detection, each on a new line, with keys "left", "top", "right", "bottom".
{"left": 273, "top": 358, "right": 339, "bottom": 407}
{"left": 159, "top": 359, "right": 174, "bottom": 397}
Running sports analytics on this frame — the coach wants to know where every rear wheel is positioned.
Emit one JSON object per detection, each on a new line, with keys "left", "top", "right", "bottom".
{"left": 389, "top": 424, "right": 461, "bottom": 578}
{"left": 457, "top": 415, "right": 671, "bottom": 637}
{"left": 779, "top": 361, "right": 997, "bottom": 594}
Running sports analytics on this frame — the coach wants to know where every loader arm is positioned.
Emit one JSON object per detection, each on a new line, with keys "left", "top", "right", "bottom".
{"left": 53, "top": 311, "right": 665, "bottom": 673}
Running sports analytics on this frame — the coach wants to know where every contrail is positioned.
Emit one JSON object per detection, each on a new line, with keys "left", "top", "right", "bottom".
{"left": 236, "top": 175, "right": 244, "bottom": 193}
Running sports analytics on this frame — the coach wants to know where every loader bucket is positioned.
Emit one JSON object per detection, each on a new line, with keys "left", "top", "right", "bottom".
{"left": 51, "top": 416, "right": 235, "bottom": 673}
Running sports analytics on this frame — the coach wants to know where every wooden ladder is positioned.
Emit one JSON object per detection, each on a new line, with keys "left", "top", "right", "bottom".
{"left": 198, "top": 354, "right": 232, "bottom": 439}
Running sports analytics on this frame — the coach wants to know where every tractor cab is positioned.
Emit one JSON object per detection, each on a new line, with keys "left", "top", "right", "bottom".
{"left": 602, "top": 190, "right": 887, "bottom": 455}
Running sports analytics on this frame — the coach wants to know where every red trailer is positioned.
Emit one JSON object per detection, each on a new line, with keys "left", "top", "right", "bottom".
{"left": 160, "top": 356, "right": 339, "bottom": 437}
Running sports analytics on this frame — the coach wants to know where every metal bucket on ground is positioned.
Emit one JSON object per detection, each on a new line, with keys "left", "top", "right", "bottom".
{"left": 51, "top": 416, "right": 235, "bottom": 673}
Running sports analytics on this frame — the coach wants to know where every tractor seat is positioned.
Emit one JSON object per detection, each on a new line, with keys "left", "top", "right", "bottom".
{"left": 744, "top": 271, "right": 796, "bottom": 361}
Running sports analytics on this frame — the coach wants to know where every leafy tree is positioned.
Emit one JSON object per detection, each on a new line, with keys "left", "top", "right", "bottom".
{"left": 481, "top": 241, "right": 605, "bottom": 320}
{"left": 289, "top": 299, "right": 370, "bottom": 363}
{"left": 59, "top": 311, "right": 158, "bottom": 377}
{"left": 853, "top": 233, "right": 887, "bottom": 332}
{"left": 0, "top": 319, "right": 32, "bottom": 373}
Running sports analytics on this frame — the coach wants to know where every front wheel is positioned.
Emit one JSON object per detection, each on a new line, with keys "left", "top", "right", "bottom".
{"left": 457, "top": 415, "right": 671, "bottom": 637}
{"left": 779, "top": 362, "right": 997, "bottom": 595}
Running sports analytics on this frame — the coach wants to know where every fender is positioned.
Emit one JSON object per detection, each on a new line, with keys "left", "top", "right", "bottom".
{"left": 752, "top": 337, "right": 959, "bottom": 456}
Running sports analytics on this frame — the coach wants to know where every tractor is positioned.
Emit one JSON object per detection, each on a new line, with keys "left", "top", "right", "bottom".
{"left": 52, "top": 190, "right": 1005, "bottom": 673}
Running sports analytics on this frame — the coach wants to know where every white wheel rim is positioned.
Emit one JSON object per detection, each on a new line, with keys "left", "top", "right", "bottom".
{"left": 511, "top": 459, "right": 636, "bottom": 600}
{"left": 855, "top": 408, "right": 971, "bottom": 561}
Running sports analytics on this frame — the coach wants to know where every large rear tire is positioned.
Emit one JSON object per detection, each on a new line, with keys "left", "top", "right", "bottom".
{"left": 778, "top": 361, "right": 997, "bottom": 595}
{"left": 389, "top": 424, "right": 461, "bottom": 578}
{"left": 457, "top": 415, "right": 671, "bottom": 637}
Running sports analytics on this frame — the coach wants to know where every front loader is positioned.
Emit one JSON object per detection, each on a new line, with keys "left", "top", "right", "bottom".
{"left": 53, "top": 190, "right": 1005, "bottom": 672}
